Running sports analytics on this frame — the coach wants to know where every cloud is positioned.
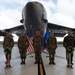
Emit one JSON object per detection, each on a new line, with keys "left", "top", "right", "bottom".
{"left": 0, "top": 0, "right": 28, "bottom": 5}
{"left": 50, "top": 0, "right": 75, "bottom": 28}
{"left": 51, "top": 12, "right": 75, "bottom": 28}
{"left": 0, "top": 0, "right": 55, "bottom": 29}
{"left": 0, "top": 0, "right": 27, "bottom": 29}
{"left": 0, "top": 9, "right": 22, "bottom": 29}
{"left": 0, "top": 0, "right": 75, "bottom": 30}
{"left": 57, "top": 0, "right": 75, "bottom": 17}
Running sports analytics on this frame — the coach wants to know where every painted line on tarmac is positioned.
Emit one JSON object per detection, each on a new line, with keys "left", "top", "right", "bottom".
{"left": 38, "top": 57, "right": 46, "bottom": 75}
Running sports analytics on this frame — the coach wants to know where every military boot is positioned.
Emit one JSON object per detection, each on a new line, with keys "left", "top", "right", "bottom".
{"left": 34, "top": 59, "right": 38, "bottom": 64}
{"left": 23, "top": 59, "right": 26, "bottom": 65}
{"left": 49, "top": 62, "right": 52, "bottom": 65}
{"left": 20, "top": 59, "right": 23, "bottom": 65}
{"left": 52, "top": 62, "right": 55, "bottom": 65}
{"left": 52, "top": 60, "right": 55, "bottom": 65}
{"left": 8, "top": 64, "right": 12, "bottom": 68}
{"left": 49, "top": 60, "right": 52, "bottom": 65}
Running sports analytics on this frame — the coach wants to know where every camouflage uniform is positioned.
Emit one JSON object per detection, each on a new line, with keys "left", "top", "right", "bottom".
{"left": 3, "top": 36, "right": 14, "bottom": 64}
{"left": 63, "top": 36, "right": 75, "bottom": 65}
{"left": 47, "top": 37, "right": 57, "bottom": 64}
{"left": 33, "top": 35, "right": 43, "bottom": 62}
{"left": 18, "top": 36, "right": 29, "bottom": 64}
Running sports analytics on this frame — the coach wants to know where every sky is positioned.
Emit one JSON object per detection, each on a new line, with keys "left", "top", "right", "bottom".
{"left": 0, "top": 0, "right": 75, "bottom": 30}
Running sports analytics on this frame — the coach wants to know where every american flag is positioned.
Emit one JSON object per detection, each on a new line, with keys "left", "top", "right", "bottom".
{"left": 27, "top": 37, "right": 34, "bottom": 53}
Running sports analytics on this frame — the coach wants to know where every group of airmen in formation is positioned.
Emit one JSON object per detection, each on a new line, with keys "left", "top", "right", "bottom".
{"left": 3, "top": 29, "right": 75, "bottom": 68}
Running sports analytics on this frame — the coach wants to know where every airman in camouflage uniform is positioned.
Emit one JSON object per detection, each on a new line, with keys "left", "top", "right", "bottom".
{"left": 18, "top": 31, "right": 29, "bottom": 65}
{"left": 63, "top": 30, "right": 75, "bottom": 67}
{"left": 33, "top": 30, "right": 43, "bottom": 64}
{"left": 47, "top": 31, "right": 57, "bottom": 65}
{"left": 3, "top": 32, "right": 14, "bottom": 66}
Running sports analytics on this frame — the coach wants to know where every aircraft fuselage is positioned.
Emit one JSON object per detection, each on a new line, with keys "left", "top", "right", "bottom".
{"left": 21, "top": 1, "right": 47, "bottom": 37}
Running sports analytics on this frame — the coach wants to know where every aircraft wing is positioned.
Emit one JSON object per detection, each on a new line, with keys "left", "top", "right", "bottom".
{"left": 0, "top": 30, "right": 6, "bottom": 36}
{"left": 48, "top": 23, "right": 74, "bottom": 30}
{"left": 4, "top": 25, "right": 24, "bottom": 33}
{"left": 0, "top": 23, "right": 75, "bottom": 37}
{"left": 0, "top": 25, "right": 24, "bottom": 36}
{"left": 47, "top": 23, "right": 75, "bottom": 37}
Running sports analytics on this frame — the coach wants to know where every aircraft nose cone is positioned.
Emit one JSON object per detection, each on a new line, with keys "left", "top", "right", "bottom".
{"left": 25, "top": 2, "right": 35, "bottom": 14}
{"left": 25, "top": 2, "right": 37, "bottom": 24}
{"left": 25, "top": 2, "right": 42, "bottom": 37}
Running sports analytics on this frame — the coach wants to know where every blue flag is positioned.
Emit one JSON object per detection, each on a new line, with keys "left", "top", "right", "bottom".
{"left": 42, "top": 29, "right": 50, "bottom": 51}
{"left": 44, "top": 29, "right": 50, "bottom": 41}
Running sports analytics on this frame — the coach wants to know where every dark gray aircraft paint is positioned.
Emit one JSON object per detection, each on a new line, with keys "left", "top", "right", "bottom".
{"left": 20, "top": 1, "right": 48, "bottom": 37}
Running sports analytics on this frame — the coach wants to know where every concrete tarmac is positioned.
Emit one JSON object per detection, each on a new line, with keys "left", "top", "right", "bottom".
{"left": 0, "top": 44, "right": 75, "bottom": 75}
